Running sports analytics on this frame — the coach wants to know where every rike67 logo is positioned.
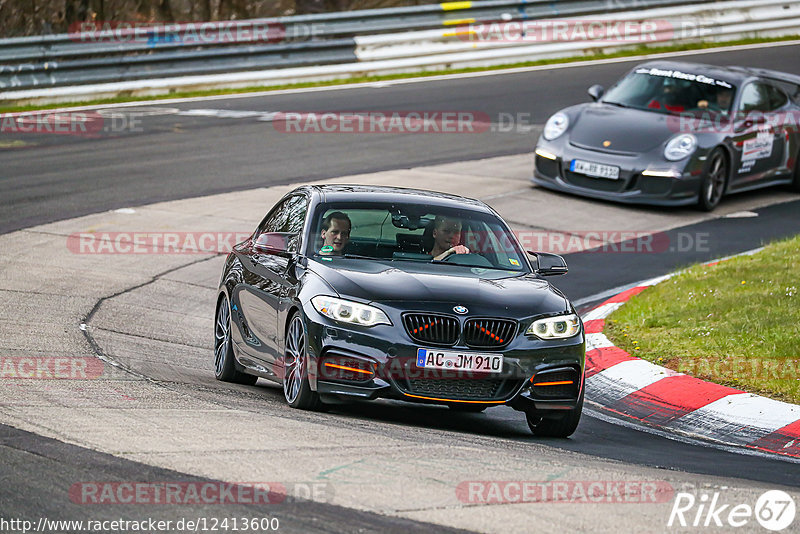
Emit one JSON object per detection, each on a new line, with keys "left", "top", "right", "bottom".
{"left": 668, "top": 490, "right": 795, "bottom": 531}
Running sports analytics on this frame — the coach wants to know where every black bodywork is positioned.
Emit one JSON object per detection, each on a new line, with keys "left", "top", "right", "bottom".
{"left": 216, "top": 185, "right": 585, "bottom": 436}
{"left": 533, "top": 60, "right": 800, "bottom": 209}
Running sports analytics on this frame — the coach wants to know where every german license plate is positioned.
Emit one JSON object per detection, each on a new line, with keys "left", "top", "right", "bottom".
{"left": 571, "top": 159, "right": 620, "bottom": 180}
{"left": 416, "top": 348, "right": 503, "bottom": 373}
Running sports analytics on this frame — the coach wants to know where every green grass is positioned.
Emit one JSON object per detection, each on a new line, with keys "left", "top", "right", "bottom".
{"left": 2, "top": 35, "right": 799, "bottom": 113}
{"left": 605, "top": 235, "right": 800, "bottom": 404}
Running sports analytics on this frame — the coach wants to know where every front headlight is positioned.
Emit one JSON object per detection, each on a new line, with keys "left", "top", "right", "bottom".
{"left": 664, "top": 133, "right": 697, "bottom": 161}
{"left": 526, "top": 314, "right": 581, "bottom": 339}
{"left": 543, "top": 112, "right": 569, "bottom": 141}
{"left": 311, "top": 296, "right": 391, "bottom": 327}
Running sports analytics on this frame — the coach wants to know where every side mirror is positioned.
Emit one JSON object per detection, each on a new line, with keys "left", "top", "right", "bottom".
{"left": 253, "top": 232, "right": 296, "bottom": 256}
{"left": 528, "top": 251, "right": 568, "bottom": 276}
{"left": 588, "top": 84, "right": 605, "bottom": 102}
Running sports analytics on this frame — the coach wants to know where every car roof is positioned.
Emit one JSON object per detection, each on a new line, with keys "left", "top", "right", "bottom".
{"left": 635, "top": 60, "right": 751, "bottom": 85}
{"left": 303, "top": 184, "right": 494, "bottom": 213}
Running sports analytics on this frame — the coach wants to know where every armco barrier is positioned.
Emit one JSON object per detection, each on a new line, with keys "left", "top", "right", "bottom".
{"left": 0, "top": 0, "right": 797, "bottom": 104}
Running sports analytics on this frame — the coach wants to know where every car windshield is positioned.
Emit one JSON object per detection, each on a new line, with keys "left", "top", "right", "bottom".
{"left": 309, "top": 202, "right": 529, "bottom": 272}
{"left": 603, "top": 67, "right": 737, "bottom": 117}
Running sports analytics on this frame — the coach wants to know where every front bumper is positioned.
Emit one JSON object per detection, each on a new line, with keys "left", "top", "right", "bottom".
{"left": 303, "top": 300, "right": 585, "bottom": 414}
{"left": 533, "top": 140, "right": 705, "bottom": 206}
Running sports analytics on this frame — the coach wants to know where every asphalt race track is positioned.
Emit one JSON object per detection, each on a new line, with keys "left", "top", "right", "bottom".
{"left": 2, "top": 43, "right": 800, "bottom": 533}
{"left": 4, "top": 42, "right": 800, "bottom": 234}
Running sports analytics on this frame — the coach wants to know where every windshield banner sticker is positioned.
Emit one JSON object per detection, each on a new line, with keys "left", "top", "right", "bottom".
{"left": 634, "top": 67, "right": 733, "bottom": 88}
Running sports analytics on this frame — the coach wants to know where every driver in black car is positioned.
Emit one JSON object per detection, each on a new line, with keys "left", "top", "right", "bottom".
{"left": 426, "top": 215, "right": 470, "bottom": 261}
{"left": 319, "top": 211, "right": 351, "bottom": 255}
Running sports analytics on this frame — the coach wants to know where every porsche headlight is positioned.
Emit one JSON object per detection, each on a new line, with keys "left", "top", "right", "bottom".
{"left": 543, "top": 112, "right": 569, "bottom": 141}
{"left": 664, "top": 133, "right": 697, "bottom": 161}
{"left": 311, "top": 296, "right": 391, "bottom": 327}
{"left": 526, "top": 314, "right": 580, "bottom": 339}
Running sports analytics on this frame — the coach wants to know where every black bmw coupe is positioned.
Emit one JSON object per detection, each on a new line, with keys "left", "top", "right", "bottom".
{"left": 214, "top": 185, "right": 585, "bottom": 437}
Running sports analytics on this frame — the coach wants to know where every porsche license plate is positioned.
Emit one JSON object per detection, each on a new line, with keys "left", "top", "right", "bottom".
{"left": 416, "top": 348, "right": 503, "bottom": 373}
{"left": 571, "top": 159, "right": 620, "bottom": 180}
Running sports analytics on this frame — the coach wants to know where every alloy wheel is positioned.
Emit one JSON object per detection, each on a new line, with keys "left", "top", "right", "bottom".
{"left": 214, "top": 296, "right": 231, "bottom": 376}
{"left": 705, "top": 152, "right": 726, "bottom": 206}
{"left": 283, "top": 315, "right": 306, "bottom": 403}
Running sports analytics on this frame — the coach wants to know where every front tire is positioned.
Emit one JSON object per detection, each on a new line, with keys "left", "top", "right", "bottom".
{"left": 214, "top": 295, "right": 258, "bottom": 385}
{"left": 697, "top": 148, "right": 728, "bottom": 211}
{"left": 526, "top": 389, "right": 584, "bottom": 438}
{"left": 283, "top": 313, "right": 323, "bottom": 410}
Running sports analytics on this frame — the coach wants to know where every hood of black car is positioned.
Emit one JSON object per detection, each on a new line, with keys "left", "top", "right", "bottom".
{"left": 569, "top": 104, "right": 673, "bottom": 153}
{"left": 308, "top": 259, "right": 568, "bottom": 316}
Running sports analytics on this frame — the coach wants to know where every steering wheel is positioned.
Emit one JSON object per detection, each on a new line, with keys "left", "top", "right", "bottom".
{"left": 440, "top": 253, "right": 494, "bottom": 267}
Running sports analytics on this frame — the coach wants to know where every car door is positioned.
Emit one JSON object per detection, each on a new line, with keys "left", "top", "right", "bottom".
{"left": 235, "top": 194, "right": 307, "bottom": 369}
{"left": 729, "top": 82, "right": 787, "bottom": 188}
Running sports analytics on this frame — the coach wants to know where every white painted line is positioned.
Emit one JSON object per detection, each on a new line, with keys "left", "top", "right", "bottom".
{"left": 599, "top": 359, "right": 680, "bottom": 391}
{"left": 587, "top": 359, "right": 677, "bottom": 405}
{"left": 95, "top": 107, "right": 181, "bottom": 117}
{"left": 583, "top": 404, "right": 800, "bottom": 464}
{"left": 724, "top": 210, "right": 759, "bottom": 218}
{"left": 670, "top": 394, "right": 800, "bottom": 443}
{"left": 585, "top": 332, "right": 615, "bottom": 351}
{"left": 582, "top": 301, "right": 623, "bottom": 321}
{"left": 575, "top": 282, "right": 644, "bottom": 309}
{"left": 638, "top": 274, "right": 674, "bottom": 287}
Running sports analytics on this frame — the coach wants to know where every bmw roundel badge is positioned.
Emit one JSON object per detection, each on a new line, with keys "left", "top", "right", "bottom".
{"left": 453, "top": 305, "right": 468, "bottom": 315}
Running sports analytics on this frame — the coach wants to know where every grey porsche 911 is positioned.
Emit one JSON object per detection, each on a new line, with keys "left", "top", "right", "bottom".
{"left": 533, "top": 60, "right": 800, "bottom": 210}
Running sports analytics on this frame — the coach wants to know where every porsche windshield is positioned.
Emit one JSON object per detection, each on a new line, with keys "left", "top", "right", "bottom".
{"left": 603, "top": 67, "right": 737, "bottom": 116}
{"left": 309, "top": 203, "right": 529, "bottom": 272}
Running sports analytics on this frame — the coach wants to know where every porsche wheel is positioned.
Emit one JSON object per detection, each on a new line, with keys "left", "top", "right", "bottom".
{"left": 526, "top": 389, "right": 583, "bottom": 438}
{"left": 214, "top": 295, "right": 258, "bottom": 385}
{"left": 283, "top": 313, "right": 323, "bottom": 410}
{"left": 697, "top": 148, "right": 727, "bottom": 211}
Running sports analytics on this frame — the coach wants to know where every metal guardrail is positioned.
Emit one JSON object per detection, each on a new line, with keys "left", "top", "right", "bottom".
{"left": 0, "top": 0, "right": 797, "bottom": 103}
{"left": 0, "top": 0, "right": 717, "bottom": 91}
{"left": 353, "top": 0, "right": 800, "bottom": 62}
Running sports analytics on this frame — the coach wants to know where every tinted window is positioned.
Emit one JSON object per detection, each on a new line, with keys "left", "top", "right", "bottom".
{"left": 260, "top": 195, "right": 307, "bottom": 234}
{"left": 309, "top": 202, "right": 529, "bottom": 272}
{"left": 738, "top": 83, "right": 773, "bottom": 112}
{"left": 603, "top": 67, "right": 736, "bottom": 116}
{"left": 767, "top": 85, "right": 788, "bottom": 110}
